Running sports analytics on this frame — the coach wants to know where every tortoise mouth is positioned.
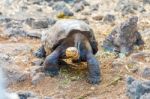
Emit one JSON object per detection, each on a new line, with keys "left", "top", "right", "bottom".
{"left": 65, "top": 47, "right": 80, "bottom": 60}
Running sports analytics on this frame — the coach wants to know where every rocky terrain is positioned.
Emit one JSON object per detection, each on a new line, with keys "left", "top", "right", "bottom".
{"left": 0, "top": 0, "right": 150, "bottom": 99}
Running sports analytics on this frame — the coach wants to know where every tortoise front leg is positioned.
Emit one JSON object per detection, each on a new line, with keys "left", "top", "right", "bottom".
{"left": 44, "top": 47, "right": 62, "bottom": 76}
{"left": 86, "top": 51, "right": 101, "bottom": 84}
{"left": 34, "top": 45, "right": 46, "bottom": 58}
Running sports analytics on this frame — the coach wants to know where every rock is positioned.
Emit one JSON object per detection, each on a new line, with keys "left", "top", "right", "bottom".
{"left": 142, "top": 67, "right": 150, "bottom": 79}
{"left": 3, "top": 67, "right": 30, "bottom": 84}
{"left": 140, "top": 93, "right": 150, "bottom": 99}
{"left": 115, "top": 0, "right": 145, "bottom": 15}
{"left": 90, "top": 4, "right": 99, "bottom": 11}
{"left": 80, "top": 0, "right": 90, "bottom": 6}
{"left": 0, "top": 17, "right": 11, "bottom": 24}
{"left": 126, "top": 76, "right": 150, "bottom": 99}
{"left": 47, "top": 1, "right": 54, "bottom": 6}
{"left": 137, "top": 6, "right": 145, "bottom": 13}
{"left": 126, "top": 61, "right": 139, "bottom": 73}
{"left": 44, "top": 96, "right": 52, "bottom": 99}
{"left": 25, "top": 18, "right": 49, "bottom": 29}
{"left": 112, "top": 59, "right": 125, "bottom": 69}
{"left": 47, "top": 18, "right": 56, "bottom": 26}
{"left": 102, "top": 16, "right": 144, "bottom": 55}
{"left": 103, "top": 14, "right": 115, "bottom": 23}
{"left": 26, "top": 32, "right": 41, "bottom": 38}
{"left": 32, "top": 73, "right": 45, "bottom": 85}
{"left": 30, "top": 20, "right": 49, "bottom": 29}
{"left": 17, "top": 91, "right": 38, "bottom": 99}
{"left": 32, "top": 59, "right": 44, "bottom": 66}
{"left": 141, "top": 29, "right": 150, "bottom": 41}
{"left": 4, "top": 28, "right": 27, "bottom": 37}
{"left": 143, "top": 0, "right": 150, "bottom": 4}
{"left": 0, "top": 53, "right": 10, "bottom": 62}
{"left": 52, "top": 1, "right": 73, "bottom": 16}
{"left": 4, "top": 19, "right": 26, "bottom": 37}
{"left": 130, "top": 51, "right": 150, "bottom": 63}
{"left": 1, "top": 19, "right": 32, "bottom": 37}
{"left": 30, "top": 66, "right": 44, "bottom": 77}
{"left": 52, "top": 1, "right": 66, "bottom": 11}
{"left": 25, "top": 18, "right": 34, "bottom": 27}
{"left": 64, "top": 0, "right": 75, "bottom": 4}
{"left": 81, "top": 10, "right": 91, "bottom": 15}
{"left": 30, "top": 0, "right": 44, "bottom": 5}
{"left": 36, "top": 8, "right": 42, "bottom": 12}
{"left": 77, "top": 16, "right": 89, "bottom": 24}
{"left": 73, "top": 2, "right": 84, "bottom": 12}
{"left": 92, "top": 14, "right": 103, "bottom": 21}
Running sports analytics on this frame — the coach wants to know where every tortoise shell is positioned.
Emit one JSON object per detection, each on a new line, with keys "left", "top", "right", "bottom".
{"left": 41, "top": 19, "right": 98, "bottom": 55}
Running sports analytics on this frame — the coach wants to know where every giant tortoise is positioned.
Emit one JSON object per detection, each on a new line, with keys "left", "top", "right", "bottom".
{"left": 34, "top": 19, "right": 101, "bottom": 84}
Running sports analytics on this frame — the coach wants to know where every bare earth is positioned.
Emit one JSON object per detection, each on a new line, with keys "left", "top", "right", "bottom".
{"left": 0, "top": 0, "right": 150, "bottom": 99}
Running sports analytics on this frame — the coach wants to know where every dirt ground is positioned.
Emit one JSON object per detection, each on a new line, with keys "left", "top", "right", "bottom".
{"left": 1, "top": 25, "right": 130, "bottom": 99}
{"left": 0, "top": 0, "right": 150, "bottom": 99}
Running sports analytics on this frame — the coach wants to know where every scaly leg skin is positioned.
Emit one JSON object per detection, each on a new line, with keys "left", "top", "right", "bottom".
{"left": 86, "top": 51, "right": 101, "bottom": 84}
{"left": 34, "top": 45, "right": 46, "bottom": 58}
{"left": 44, "top": 46, "right": 62, "bottom": 77}
{"left": 83, "top": 40, "right": 101, "bottom": 84}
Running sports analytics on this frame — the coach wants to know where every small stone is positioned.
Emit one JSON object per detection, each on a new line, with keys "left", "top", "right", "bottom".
{"left": 31, "top": 20, "right": 49, "bottom": 29}
{"left": 140, "top": 93, "right": 150, "bottom": 99}
{"left": 25, "top": 18, "right": 34, "bottom": 26}
{"left": 126, "top": 76, "right": 150, "bottom": 99}
{"left": 112, "top": 59, "right": 125, "bottom": 69}
{"left": 114, "top": 0, "right": 134, "bottom": 15}
{"left": 4, "top": 28, "right": 27, "bottom": 37}
{"left": 32, "top": 59, "right": 44, "bottom": 66}
{"left": 36, "top": 8, "right": 42, "bottom": 12}
{"left": 81, "top": 0, "right": 90, "bottom": 6}
{"left": 25, "top": 18, "right": 49, "bottom": 29}
{"left": 3, "top": 67, "right": 30, "bottom": 84}
{"left": 142, "top": 67, "right": 150, "bottom": 78}
{"left": 53, "top": 1, "right": 74, "bottom": 16}
{"left": 92, "top": 14, "right": 103, "bottom": 21}
{"left": 103, "top": 14, "right": 115, "bottom": 23}
{"left": 73, "top": 2, "right": 84, "bottom": 12}
{"left": 17, "top": 91, "right": 37, "bottom": 99}
{"left": 0, "top": 17, "right": 11, "bottom": 24}
{"left": 26, "top": 32, "right": 41, "bottom": 38}
{"left": 30, "top": 66, "right": 44, "bottom": 76}
{"left": 81, "top": 10, "right": 91, "bottom": 15}
{"left": 90, "top": 87, "right": 95, "bottom": 90}
{"left": 138, "top": 6, "right": 145, "bottom": 13}
{"left": 0, "top": 53, "right": 10, "bottom": 61}
{"left": 131, "top": 51, "right": 150, "bottom": 62}
{"left": 52, "top": 1, "right": 66, "bottom": 11}
{"left": 44, "top": 96, "right": 52, "bottom": 99}
{"left": 143, "top": 0, "right": 150, "bottom": 4}
{"left": 90, "top": 4, "right": 99, "bottom": 11}
{"left": 32, "top": 73, "right": 45, "bottom": 85}
{"left": 47, "top": 18, "right": 56, "bottom": 26}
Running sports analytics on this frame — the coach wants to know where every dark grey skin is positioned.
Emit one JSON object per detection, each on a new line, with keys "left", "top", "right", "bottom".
{"left": 35, "top": 30, "right": 101, "bottom": 84}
